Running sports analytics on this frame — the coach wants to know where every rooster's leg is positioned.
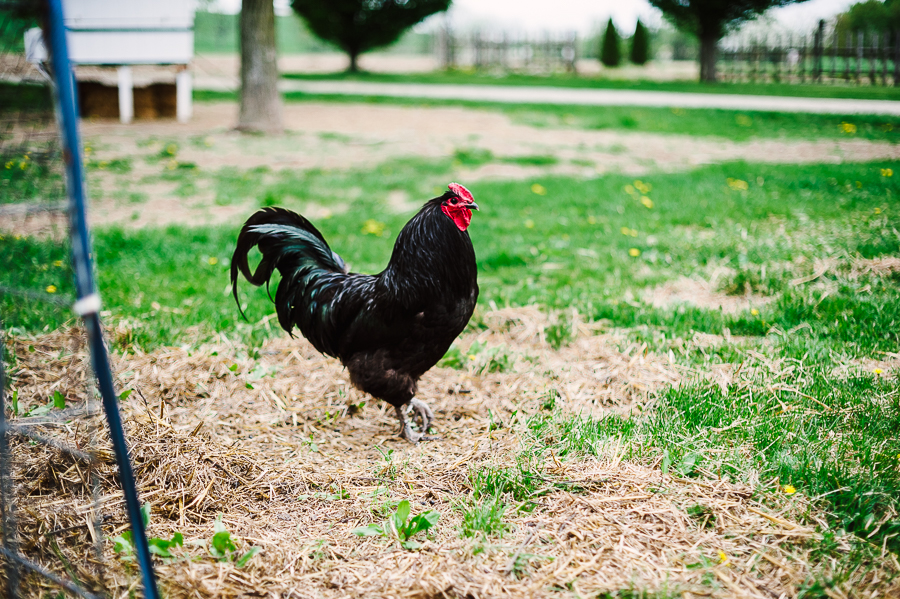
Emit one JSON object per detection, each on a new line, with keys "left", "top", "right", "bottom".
{"left": 394, "top": 405, "right": 423, "bottom": 444}
{"left": 393, "top": 399, "right": 435, "bottom": 444}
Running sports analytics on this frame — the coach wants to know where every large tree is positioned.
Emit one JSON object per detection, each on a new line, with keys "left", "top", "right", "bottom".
{"left": 238, "top": 0, "right": 283, "bottom": 134}
{"left": 291, "top": 0, "right": 451, "bottom": 73}
{"left": 842, "top": 0, "right": 900, "bottom": 31}
{"left": 649, "top": 0, "right": 810, "bottom": 82}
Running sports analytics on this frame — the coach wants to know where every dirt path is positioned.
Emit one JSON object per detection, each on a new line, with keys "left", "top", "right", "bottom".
{"left": 82, "top": 101, "right": 900, "bottom": 176}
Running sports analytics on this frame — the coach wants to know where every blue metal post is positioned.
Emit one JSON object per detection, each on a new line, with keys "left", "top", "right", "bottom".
{"left": 43, "top": 1, "right": 160, "bottom": 598}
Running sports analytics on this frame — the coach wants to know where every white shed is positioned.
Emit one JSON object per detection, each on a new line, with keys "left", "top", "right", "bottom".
{"left": 62, "top": 0, "right": 195, "bottom": 122}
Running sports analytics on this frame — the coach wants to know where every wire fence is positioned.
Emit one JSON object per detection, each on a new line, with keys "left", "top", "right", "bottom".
{"left": 0, "top": 1, "right": 158, "bottom": 597}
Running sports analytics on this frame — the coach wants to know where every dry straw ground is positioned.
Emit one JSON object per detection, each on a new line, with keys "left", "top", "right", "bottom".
{"left": 4, "top": 309, "right": 899, "bottom": 598}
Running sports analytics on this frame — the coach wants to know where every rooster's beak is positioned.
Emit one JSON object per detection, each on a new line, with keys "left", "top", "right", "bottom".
{"left": 467, "top": 202, "right": 479, "bottom": 211}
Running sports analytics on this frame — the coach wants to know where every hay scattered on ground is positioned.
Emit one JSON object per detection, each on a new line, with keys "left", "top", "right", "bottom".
{"left": 3, "top": 309, "right": 899, "bottom": 598}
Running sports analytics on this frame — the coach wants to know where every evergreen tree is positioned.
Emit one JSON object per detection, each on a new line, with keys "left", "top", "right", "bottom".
{"left": 600, "top": 18, "right": 621, "bottom": 67}
{"left": 630, "top": 19, "right": 651, "bottom": 65}
{"left": 292, "top": 0, "right": 451, "bottom": 72}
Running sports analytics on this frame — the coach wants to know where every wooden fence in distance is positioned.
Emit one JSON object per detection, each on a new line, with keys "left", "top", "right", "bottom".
{"left": 437, "top": 28, "right": 579, "bottom": 73}
{"left": 720, "top": 20, "right": 900, "bottom": 86}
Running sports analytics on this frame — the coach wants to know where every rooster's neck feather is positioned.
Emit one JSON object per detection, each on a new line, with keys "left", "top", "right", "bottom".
{"left": 379, "top": 199, "right": 476, "bottom": 307}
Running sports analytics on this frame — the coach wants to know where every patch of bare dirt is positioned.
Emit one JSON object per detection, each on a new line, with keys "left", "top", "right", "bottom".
{"left": 645, "top": 276, "right": 775, "bottom": 315}
{"left": 8, "top": 101, "right": 899, "bottom": 232}
{"left": 80, "top": 102, "right": 900, "bottom": 179}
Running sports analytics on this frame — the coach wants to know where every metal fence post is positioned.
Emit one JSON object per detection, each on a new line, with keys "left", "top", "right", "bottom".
{"left": 814, "top": 19, "right": 824, "bottom": 81}
{"left": 43, "top": 0, "right": 161, "bottom": 597}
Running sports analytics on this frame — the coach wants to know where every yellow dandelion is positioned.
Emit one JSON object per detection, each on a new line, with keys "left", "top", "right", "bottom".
{"left": 587, "top": 215, "right": 597, "bottom": 224}
{"left": 166, "top": 143, "right": 178, "bottom": 156}
{"left": 53, "top": 260, "right": 63, "bottom": 267}
{"left": 634, "top": 180, "right": 651, "bottom": 193}
{"left": 166, "top": 159, "right": 178, "bottom": 170}
{"left": 5, "top": 161, "right": 13, "bottom": 169}
{"left": 621, "top": 226, "right": 631, "bottom": 235}
{"left": 46, "top": 285, "right": 57, "bottom": 294}
{"left": 717, "top": 550, "right": 730, "bottom": 565}
{"left": 531, "top": 183, "right": 547, "bottom": 196}
{"left": 727, "top": 178, "right": 749, "bottom": 191}
{"left": 208, "top": 257, "right": 218, "bottom": 266}
{"left": 362, "top": 219, "right": 386, "bottom": 236}
{"left": 875, "top": 207, "right": 882, "bottom": 214}
{"left": 783, "top": 485, "right": 796, "bottom": 494}
{"left": 19, "top": 161, "right": 28, "bottom": 170}
{"left": 98, "top": 160, "right": 109, "bottom": 170}
{"left": 628, "top": 248, "right": 640, "bottom": 257}
{"left": 840, "top": 122, "right": 857, "bottom": 134}
{"left": 640, "top": 196, "right": 654, "bottom": 209}
{"left": 524, "top": 219, "right": 535, "bottom": 229}
{"left": 624, "top": 184, "right": 635, "bottom": 195}
{"left": 751, "top": 308, "right": 759, "bottom": 316}
{"left": 881, "top": 168, "right": 893, "bottom": 177}
{"left": 468, "top": 354, "right": 476, "bottom": 361}
{"left": 874, "top": 368, "right": 883, "bottom": 374}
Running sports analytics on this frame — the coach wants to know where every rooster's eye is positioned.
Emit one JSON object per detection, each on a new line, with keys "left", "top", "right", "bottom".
{"left": 450, "top": 198, "right": 458, "bottom": 205}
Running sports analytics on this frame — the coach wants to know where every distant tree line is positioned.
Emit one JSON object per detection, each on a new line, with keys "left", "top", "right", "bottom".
{"left": 835, "top": 0, "right": 900, "bottom": 41}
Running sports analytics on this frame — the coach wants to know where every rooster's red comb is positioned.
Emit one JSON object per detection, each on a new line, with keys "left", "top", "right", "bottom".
{"left": 448, "top": 182, "right": 473, "bottom": 203}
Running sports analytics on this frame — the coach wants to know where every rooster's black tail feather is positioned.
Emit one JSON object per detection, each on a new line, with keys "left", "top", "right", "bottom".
{"left": 231, "top": 207, "right": 347, "bottom": 334}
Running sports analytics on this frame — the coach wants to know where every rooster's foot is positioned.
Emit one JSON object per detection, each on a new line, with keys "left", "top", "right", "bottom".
{"left": 408, "top": 398, "right": 434, "bottom": 433}
{"left": 394, "top": 400, "right": 436, "bottom": 444}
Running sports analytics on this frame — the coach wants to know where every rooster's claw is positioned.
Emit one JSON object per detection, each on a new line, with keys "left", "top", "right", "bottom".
{"left": 395, "top": 399, "right": 435, "bottom": 444}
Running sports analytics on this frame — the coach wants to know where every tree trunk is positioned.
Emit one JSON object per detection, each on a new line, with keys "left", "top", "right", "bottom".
{"left": 238, "top": 0, "right": 283, "bottom": 133}
{"left": 699, "top": 33, "right": 719, "bottom": 82}
{"left": 348, "top": 50, "right": 359, "bottom": 73}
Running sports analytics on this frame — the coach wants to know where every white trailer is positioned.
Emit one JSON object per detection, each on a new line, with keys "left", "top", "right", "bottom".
{"left": 32, "top": 0, "right": 196, "bottom": 123}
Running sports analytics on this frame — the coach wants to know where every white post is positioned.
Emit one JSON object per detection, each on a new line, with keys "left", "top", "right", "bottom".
{"left": 117, "top": 65, "right": 133, "bottom": 124}
{"left": 176, "top": 67, "right": 192, "bottom": 123}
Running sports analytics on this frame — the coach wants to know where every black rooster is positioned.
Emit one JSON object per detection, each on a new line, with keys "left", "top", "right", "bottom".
{"left": 231, "top": 183, "right": 479, "bottom": 443}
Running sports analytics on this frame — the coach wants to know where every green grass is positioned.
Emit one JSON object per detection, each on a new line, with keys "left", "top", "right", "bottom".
{"left": 0, "top": 235, "right": 73, "bottom": 332}
{"left": 526, "top": 369, "right": 900, "bottom": 554}
{"left": 194, "top": 90, "right": 900, "bottom": 143}
{"left": 4, "top": 159, "right": 897, "bottom": 356}
{"left": 459, "top": 497, "right": 511, "bottom": 539}
{"left": 280, "top": 70, "right": 900, "bottom": 101}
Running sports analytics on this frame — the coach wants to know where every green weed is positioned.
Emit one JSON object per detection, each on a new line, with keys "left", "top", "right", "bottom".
{"left": 353, "top": 499, "right": 439, "bottom": 550}
{"left": 209, "top": 514, "right": 261, "bottom": 567}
